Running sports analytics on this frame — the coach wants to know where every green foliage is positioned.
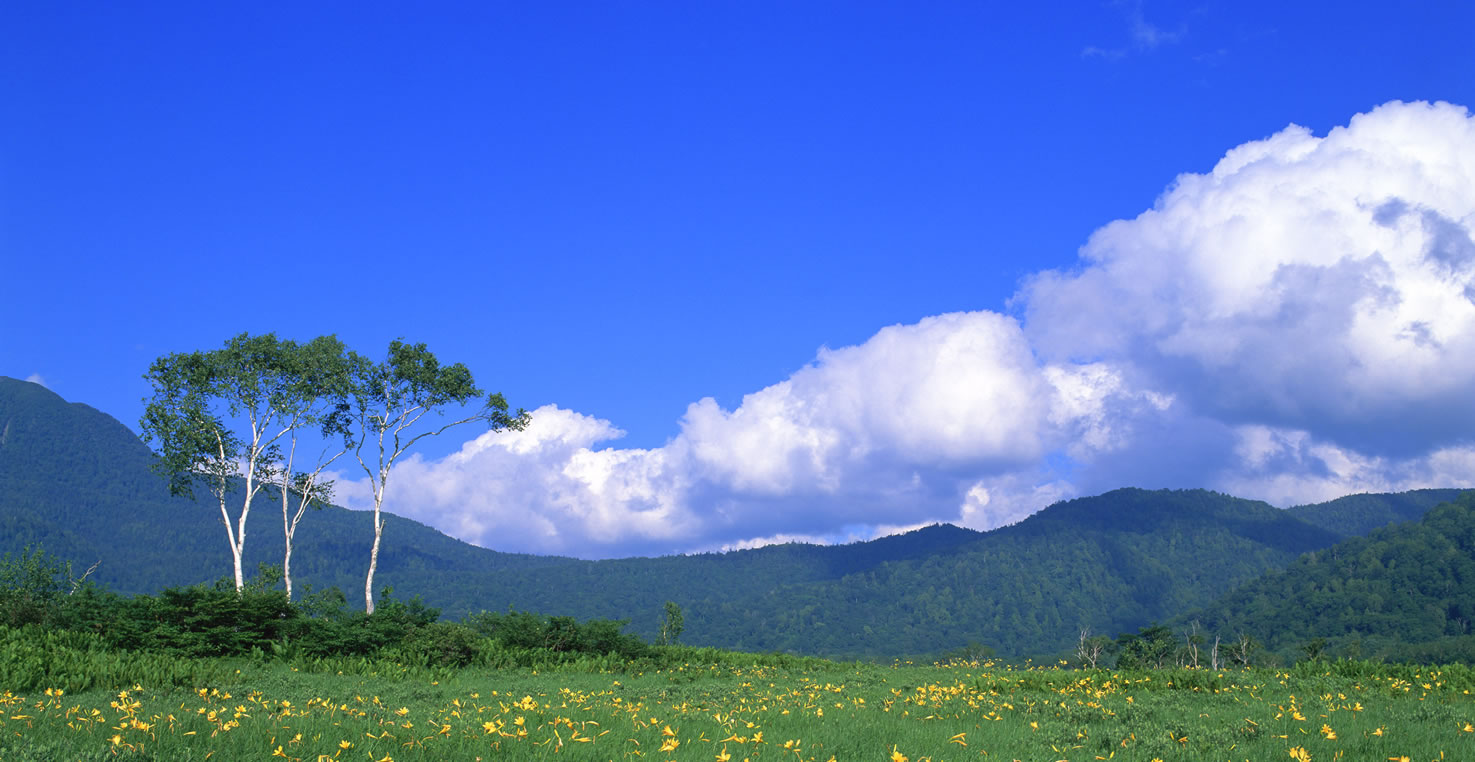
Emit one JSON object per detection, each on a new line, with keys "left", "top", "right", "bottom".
{"left": 346, "top": 339, "right": 531, "bottom": 612}
{"left": 0, "top": 547, "right": 657, "bottom": 680}
{"left": 139, "top": 334, "right": 363, "bottom": 596}
{"left": 139, "top": 346, "right": 241, "bottom": 502}
{"left": 391, "top": 621, "right": 483, "bottom": 667}
{"left": 938, "top": 640, "right": 996, "bottom": 663}
{"left": 1286, "top": 488, "right": 1465, "bottom": 538}
{"left": 1175, "top": 491, "right": 1475, "bottom": 664}
{"left": 1114, "top": 623, "right": 1177, "bottom": 669}
{"left": 658, "top": 600, "right": 684, "bottom": 645}
{"left": 1301, "top": 636, "right": 1330, "bottom": 663}
{"left": 353, "top": 339, "right": 522, "bottom": 428}
{"left": 466, "top": 609, "right": 650, "bottom": 661}
{"left": 0, "top": 545, "right": 78, "bottom": 628}
{"left": 0, "top": 624, "right": 239, "bottom": 692}
{"left": 671, "top": 488, "right": 1348, "bottom": 659}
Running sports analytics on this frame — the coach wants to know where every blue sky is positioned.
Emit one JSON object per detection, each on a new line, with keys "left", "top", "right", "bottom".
{"left": 6, "top": 2, "right": 1475, "bottom": 558}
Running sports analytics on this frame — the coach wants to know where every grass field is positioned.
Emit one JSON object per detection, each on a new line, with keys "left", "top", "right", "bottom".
{"left": 2, "top": 657, "right": 1473, "bottom": 761}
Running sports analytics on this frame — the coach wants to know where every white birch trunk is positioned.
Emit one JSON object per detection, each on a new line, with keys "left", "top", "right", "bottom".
{"left": 353, "top": 369, "right": 499, "bottom": 614}
{"left": 222, "top": 494, "right": 244, "bottom": 591}
{"left": 236, "top": 484, "right": 252, "bottom": 591}
{"left": 283, "top": 532, "right": 294, "bottom": 601}
{"left": 365, "top": 508, "right": 384, "bottom": 614}
{"left": 210, "top": 428, "right": 248, "bottom": 593}
{"left": 364, "top": 468, "right": 388, "bottom": 614}
{"left": 280, "top": 438, "right": 298, "bottom": 602}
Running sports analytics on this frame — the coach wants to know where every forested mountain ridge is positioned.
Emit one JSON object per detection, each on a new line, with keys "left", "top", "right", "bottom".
{"left": 0, "top": 376, "right": 1001, "bottom": 642}
{"left": 1286, "top": 488, "right": 1467, "bottom": 538}
{"left": 670, "top": 488, "right": 1350, "bottom": 658}
{"left": 1173, "top": 491, "right": 1475, "bottom": 663}
{"left": 1, "top": 375, "right": 1466, "bottom": 659}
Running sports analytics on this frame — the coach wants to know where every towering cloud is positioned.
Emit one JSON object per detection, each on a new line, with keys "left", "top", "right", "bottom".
{"left": 1025, "top": 101, "right": 1475, "bottom": 455}
{"left": 1022, "top": 100, "right": 1475, "bottom": 504}
{"left": 352, "top": 312, "right": 1125, "bottom": 556}
{"left": 339, "top": 100, "right": 1475, "bottom": 557}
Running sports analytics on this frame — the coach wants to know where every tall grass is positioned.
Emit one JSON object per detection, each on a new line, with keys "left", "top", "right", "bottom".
{"left": 3, "top": 651, "right": 1472, "bottom": 761}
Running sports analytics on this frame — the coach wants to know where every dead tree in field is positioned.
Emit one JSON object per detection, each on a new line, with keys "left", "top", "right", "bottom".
{"left": 1076, "top": 627, "right": 1106, "bottom": 669}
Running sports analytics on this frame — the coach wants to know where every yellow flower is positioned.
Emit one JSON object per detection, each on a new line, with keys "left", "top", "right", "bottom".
{"left": 339, "top": 740, "right": 353, "bottom": 749}
{"left": 660, "top": 738, "right": 680, "bottom": 752}
{"left": 1288, "top": 747, "right": 1311, "bottom": 762}
{"left": 271, "top": 745, "right": 287, "bottom": 758}
{"left": 716, "top": 747, "right": 731, "bottom": 762}
{"left": 395, "top": 707, "right": 409, "bottom": 716}
{"left": 890, "top": 747, "right": 908, "bottom": 762}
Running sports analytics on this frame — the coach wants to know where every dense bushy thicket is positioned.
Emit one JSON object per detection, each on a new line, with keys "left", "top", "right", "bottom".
{"left": 0, "top": 546, "right": 652, "bottom": 672}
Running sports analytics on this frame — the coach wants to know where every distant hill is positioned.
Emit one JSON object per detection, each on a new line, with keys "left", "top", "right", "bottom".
{"left": 0, "top": 376, "right": 577, "bottom": 598}
{"left": 1174, "top": 491, "right": 1475, "bottom": 663}
{"left": 1, "top": 375, "right": 1465, "bottom": 659}
{"left": 657, "top": 488, "right": 1347, "bottom": 658}
{"left": 1286, "top": 489, "right": 1466, "bottom": 538}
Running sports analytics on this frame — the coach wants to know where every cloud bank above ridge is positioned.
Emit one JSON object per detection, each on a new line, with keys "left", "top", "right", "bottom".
{"left": 338, "top": 100, "right": 1475, "bottom": 558}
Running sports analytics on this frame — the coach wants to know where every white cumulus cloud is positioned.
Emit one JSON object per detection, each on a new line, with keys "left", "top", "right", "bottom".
{"left": 1024, "top": 100, "right": 1475, "bottom": 458}
{"left": 343, "top": 100, "right": 1475, "bottom": 557}
{"left": 341, "top": 312, "right": 1124, "bottom": 557}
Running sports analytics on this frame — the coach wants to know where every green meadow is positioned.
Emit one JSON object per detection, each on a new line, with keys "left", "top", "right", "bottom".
{"left": 2, "top": 649, "right": 1472, "bottom": 762}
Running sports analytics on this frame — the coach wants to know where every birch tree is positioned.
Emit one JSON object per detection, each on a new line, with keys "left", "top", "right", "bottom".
{"left": 350, "top": 339, "right": 529, "bottom": 613}
{"left": 141, "top": 334, "right": 302, "bottom": 592}
{"left": 270, "top": 336, "right": 356, "bottom": 602}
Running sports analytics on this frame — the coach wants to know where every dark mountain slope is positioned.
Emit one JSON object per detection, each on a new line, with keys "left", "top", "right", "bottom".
{"left": 1174, "top": 490, "right": 1475, "bottom": 662}
{"left": 656, "top": 488, "right": 1349, "bottom": 658}
{"left": 1286, "top": 489, "right": 1467, "bottom": 538}
{"left": 3, "top": 375, "right": 1464, "bottom": 659}
{"left": 0, "top": 376, "right": 578, "bottom": 598}
{"left": 442, "top": 522, "right": 987, "bottom": 639}
{"left": 0, "top": 377, "right": 991, "bottom": 639}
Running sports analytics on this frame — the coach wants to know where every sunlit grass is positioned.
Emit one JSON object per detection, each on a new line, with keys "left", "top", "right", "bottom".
{"left": 1, "top": 660, "right": 1472, "bottom": 760}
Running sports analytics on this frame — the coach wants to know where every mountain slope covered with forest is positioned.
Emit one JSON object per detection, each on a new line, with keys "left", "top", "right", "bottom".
{"left": 1174, "top": 491, "right": 1475, "bottom": 663}
{"left": 1, "top": 375, "right": 1465, "bottom": 659}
